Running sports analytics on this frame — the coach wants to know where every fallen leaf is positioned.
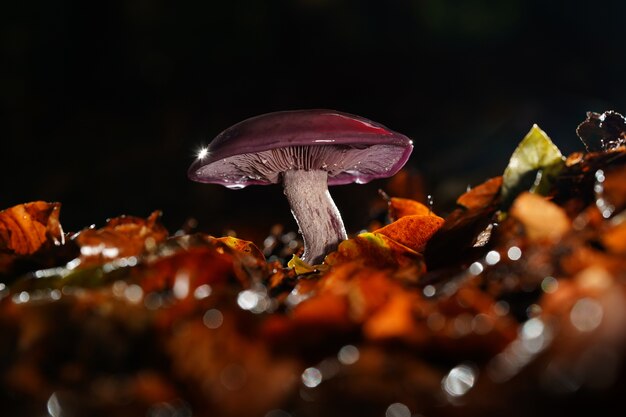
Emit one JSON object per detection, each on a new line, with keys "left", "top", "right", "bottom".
{"left": 347, "top": 269, "right": 396, "bottom": 322}
{"left": 502, "top": 124, "right": 564, "bottom": 206}
{"left": 139, "top": 241, "right": 238, "bottom": 295}
{"left": 287, "top": 255, "right": 317, "bottom": 275}
{"left": 576, "top": 110, "right": 626, "bottom": 151}
{"left": 601, "top": 222, "right": 626, "bottom": 254}
{"left": 325, "top": 232, "right": 425, "bottom": 272}
{"left": 374, "top": 214, "right": 444, "bottom": 253}
{"left": 73, "top": 211, "right": 168, "bottom": 267}
{"left": 0, "top": 201, "right": 64, "bottom": 255}
{"left": 423, "top": 205, "right": 496, "bottom": 270}
{"left": 291, "top": 293, "right": 351, "bottom": 328}
{"left": 216, "top": 236, "right": 265, "bottom": 261}
{"left": 388, "top": 197, "right": 433, "bottom": 221}
{"left": 363, "top": 291, "right": 421, "bottom": 342}
{"left": 510, "top": 192, "right": 571, "bottom": 242}
{"left": 457, "top": 177, "right": 503, "bottom": 210}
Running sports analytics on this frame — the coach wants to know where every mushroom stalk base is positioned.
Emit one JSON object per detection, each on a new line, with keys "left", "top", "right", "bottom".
{"left": 282, "top": 170, "right": 348, "bottom": 264}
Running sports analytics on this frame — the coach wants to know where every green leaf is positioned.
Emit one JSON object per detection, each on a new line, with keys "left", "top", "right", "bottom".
{"left": 502, "top": 124, "right": 565, "bottom": 206}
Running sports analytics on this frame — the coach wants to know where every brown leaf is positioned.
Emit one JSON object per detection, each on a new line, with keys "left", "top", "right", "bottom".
{"left": 576, "top": 110, "right": 626, "bottom": 151}
{"left": 73, "top": 211, "right": 168, "bottom": 267}
{"left": 423, "top": 205, "right": 496, "bottom": 270}
{"left": 0, "top": 201, "right": 64, "bottom": 255}
{"left": 456, "top": 176, "right": 503, "bottom": 210}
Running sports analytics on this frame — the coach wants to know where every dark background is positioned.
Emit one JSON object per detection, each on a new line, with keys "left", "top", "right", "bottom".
{"left": 2, "top": 0, "right": 626, "bottom": 243}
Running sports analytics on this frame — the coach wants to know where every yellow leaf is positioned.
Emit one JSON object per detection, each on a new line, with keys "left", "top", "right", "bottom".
{"left": 287, "top": 255, "right": 317, "bottom": 275}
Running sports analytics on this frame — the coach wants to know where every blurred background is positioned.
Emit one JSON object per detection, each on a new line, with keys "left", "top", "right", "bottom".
{"left": 2, "top": 0, "right": 626, "bottom": 243}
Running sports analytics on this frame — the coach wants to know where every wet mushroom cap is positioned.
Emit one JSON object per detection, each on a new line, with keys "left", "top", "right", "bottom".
{"left": 188, "top": 109, "right": 413, "bottom": 188}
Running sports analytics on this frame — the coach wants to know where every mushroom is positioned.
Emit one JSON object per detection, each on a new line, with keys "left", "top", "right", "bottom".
{"left": 188, "top": 109, "right": 413, "bottom": 264}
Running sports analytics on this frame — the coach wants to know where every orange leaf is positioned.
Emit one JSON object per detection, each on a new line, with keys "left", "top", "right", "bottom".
{"left": 73, "top": 211, "right": 168, "bottom": 266}
{"left": 456, "top": 176, "right": 503, "bottom": 210}
{"left": 374, "top": 214, "right": 444, "bottom": 252}
{"left": 602, "top": 222, "right": 626, "bottom": 254}
{"left": 388, "top": 197, "right": 433, "bottom": 221}
{"left": 363, "top": 291, "right": 421, "bottom": 342}
{"left": 291, "top": 293, "right": 351, "bottom": 328}
{"left": 347, "top": 269, "right": 397, "bottom": 322}
{"left": 509, "top": 192, "right": 570, "bottom": 242}
{"left": 0, "top": 201, "right": 64, "bottom": 255}
{"left": 215, "top": 236, "right": 265, "bottom": 261}
{"left": 325, "top": 233, "right": 424, "bottom": 272}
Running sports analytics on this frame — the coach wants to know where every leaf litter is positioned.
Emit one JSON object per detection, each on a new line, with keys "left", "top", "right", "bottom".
{"left": 2, "top": 113, "right": 626, "bottom": 417}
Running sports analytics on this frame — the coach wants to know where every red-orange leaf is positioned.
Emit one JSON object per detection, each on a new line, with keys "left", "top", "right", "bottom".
{"left": 374, "top": 214, "right": 444, "bottom": 253}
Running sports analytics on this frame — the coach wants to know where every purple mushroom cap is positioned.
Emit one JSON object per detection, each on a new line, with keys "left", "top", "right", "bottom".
{"left": 188, "top": 109, "right": 413, "bottom": 188}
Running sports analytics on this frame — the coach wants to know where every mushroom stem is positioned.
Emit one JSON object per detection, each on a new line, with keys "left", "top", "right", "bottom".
{"left": 282, "top": 169, "right": 348, "bottom": 264}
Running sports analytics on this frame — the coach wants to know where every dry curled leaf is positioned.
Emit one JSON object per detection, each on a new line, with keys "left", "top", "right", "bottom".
{"left": 576, "top": 110, "right": 626, "bottom": 151}
{"left": 73, "top": 211, "right": 168, "bottom": 267}
{"left": 0, "top": 201, "right": 64, "bottom": 255}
